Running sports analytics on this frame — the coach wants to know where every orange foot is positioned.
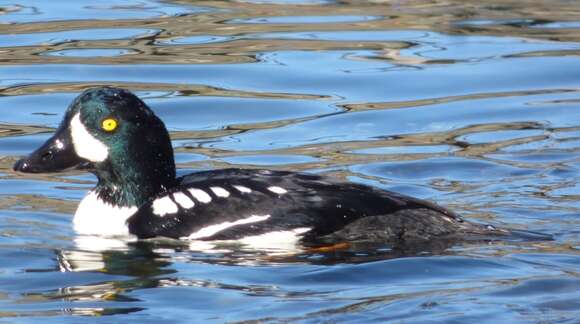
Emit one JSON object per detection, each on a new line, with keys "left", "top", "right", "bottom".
{"left": 306, "top": 242, "right": 351, "bottom": 253}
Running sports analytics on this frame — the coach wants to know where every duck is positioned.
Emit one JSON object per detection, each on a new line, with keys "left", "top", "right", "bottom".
{"left": 13, "top": 87, "right": 547, "bottom": 247}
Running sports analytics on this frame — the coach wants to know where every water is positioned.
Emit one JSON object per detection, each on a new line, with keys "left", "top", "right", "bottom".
{"left": 1, "top": 0, "right": 579, "bottom": 322}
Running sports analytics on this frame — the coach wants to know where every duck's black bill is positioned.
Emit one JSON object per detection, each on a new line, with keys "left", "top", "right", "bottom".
{"left": 13, "top": 126, "right": 87, "bottom": 173}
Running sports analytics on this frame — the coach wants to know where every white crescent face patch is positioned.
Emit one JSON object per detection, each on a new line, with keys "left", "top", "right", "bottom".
{"left": 70, "top": 113, "right": 109, "bottom": 162}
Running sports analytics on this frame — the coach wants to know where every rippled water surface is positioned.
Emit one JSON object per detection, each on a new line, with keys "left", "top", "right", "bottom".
{"left": 1, "top": 0, "right": 579, "bottom": 322}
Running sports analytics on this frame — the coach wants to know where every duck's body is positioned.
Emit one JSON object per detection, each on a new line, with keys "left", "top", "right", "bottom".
{"left": 13, "top": 87, "right": 544, "bottom": 246}
{"left": 127, "top": 168, "right": 499, "bottom": 243}
{"left": 73, "top": 167, "right": 501, "bottom": 243}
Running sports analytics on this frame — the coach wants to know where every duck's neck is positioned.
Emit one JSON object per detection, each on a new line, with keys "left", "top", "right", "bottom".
{"left": 92, "top": 156, "right": 177, "bottom": 208}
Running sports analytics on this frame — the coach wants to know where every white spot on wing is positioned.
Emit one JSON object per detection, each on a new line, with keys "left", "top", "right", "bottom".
{"left": 268, "top": 186, "right": 287, "bottom": 195}
{"left": 173, "top": 192, "right": 194, "bottom": 209}
{"left": 73, "top": 191, "right": 137, "bottom": 236}
{"left": 188, "top": 188, "right": 212, "bottom": 203}
{"left": 70, "top": 113, "right": 109, "bottom": 162}
{"left": 152, "top": 196, "right": 179, "bottom": 216}
{"left": 210, "top": 187, "right": 230, "bottom": 198}
{"left": 233, "top": 185, "right": 252, "bottom": 193}
{"left": 187, "top": 215, "right": 271, "bottom": 240}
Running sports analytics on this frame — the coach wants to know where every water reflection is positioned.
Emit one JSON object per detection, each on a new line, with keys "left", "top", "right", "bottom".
{"left": 57, "top": 236, "right": 447, "bottom": 273}
{"left": 37, "top": 234, "right": 567, "bottom": 320}
{"left": 57, "top": 229, "right": 555, "bottom": 274}
{"left": 0, "top": 0, "right": 208, "bottom": 23}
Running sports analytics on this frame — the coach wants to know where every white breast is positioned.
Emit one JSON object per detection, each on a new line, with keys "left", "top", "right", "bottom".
{"left": 73, "top": 191, "right": 138, "bottom": 236}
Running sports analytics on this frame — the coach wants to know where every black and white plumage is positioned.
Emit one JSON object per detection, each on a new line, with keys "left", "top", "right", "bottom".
{"left": 13, "top": 87, "right": 549, "bottom": 248}
{"left": 130, "top": 169, "right": 492, "bottom": 243}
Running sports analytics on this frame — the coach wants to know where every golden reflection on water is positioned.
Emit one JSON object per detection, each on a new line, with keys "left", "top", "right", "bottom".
{"left": 1, "top": 0, "right": 580, "bottom": 65}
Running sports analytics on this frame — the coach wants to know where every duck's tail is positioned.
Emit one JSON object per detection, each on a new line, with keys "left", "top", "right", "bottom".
{"left": 460, "top": 221, "right": 553, "bottom": 242}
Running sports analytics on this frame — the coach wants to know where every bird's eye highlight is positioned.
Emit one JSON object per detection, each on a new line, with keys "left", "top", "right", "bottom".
{"left": 101, "top": 118, "right": 118, "bottom": 132}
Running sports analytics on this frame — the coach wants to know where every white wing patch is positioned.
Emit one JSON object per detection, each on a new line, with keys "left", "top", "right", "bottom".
{"left": 173, "top": 192, "right": 194, "bottom": 209}
{"left": 152, "top": 196, "right": 178, "bottom": 216}
{"left": 185, "top": 227, "right": 311, "bottom": 254}
{"left": 188, "top": 188, "right": 212, "bottom": 203}
{"left": 268, "top": 186, "right": 287, "bottom": 195}
{"left": 238, "top": 227, "right": 311, "bottom": 250}
{"left": 187, "top": 214, "right": 271, "bottom": 240}
{"left": 233, "top": 185, "right": 252, "bottom": 194}
{"left": 73, "top": 191, "right": 138, "bottom": 236}
{"left": 70, "top": 113, "right": 109, "bottom": 162}
{"left": 210, "top": 186, "right": 230, "bottom": 198}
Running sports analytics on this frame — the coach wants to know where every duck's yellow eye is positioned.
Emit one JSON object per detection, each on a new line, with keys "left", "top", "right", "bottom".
{"left": 102, "top": 118, "right": 118, "bottom": 132}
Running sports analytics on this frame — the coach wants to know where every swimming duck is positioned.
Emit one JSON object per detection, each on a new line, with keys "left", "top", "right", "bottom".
{"left": 13, "top": 87, "right": 531, "bottom": 245}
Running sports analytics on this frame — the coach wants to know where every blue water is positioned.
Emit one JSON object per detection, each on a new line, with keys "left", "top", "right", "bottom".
{"left": 1, "top": 0, "right": 579, "bottom": 322}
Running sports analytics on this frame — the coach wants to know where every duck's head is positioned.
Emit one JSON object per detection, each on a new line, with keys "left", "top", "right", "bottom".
{"left": 14, "top": 87, "right": 176, "bottom": 206}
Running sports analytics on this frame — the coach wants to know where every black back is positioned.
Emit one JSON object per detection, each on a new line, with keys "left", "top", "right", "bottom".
{"left": 127, "top": 169, "right": 468, "bottom": 242}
